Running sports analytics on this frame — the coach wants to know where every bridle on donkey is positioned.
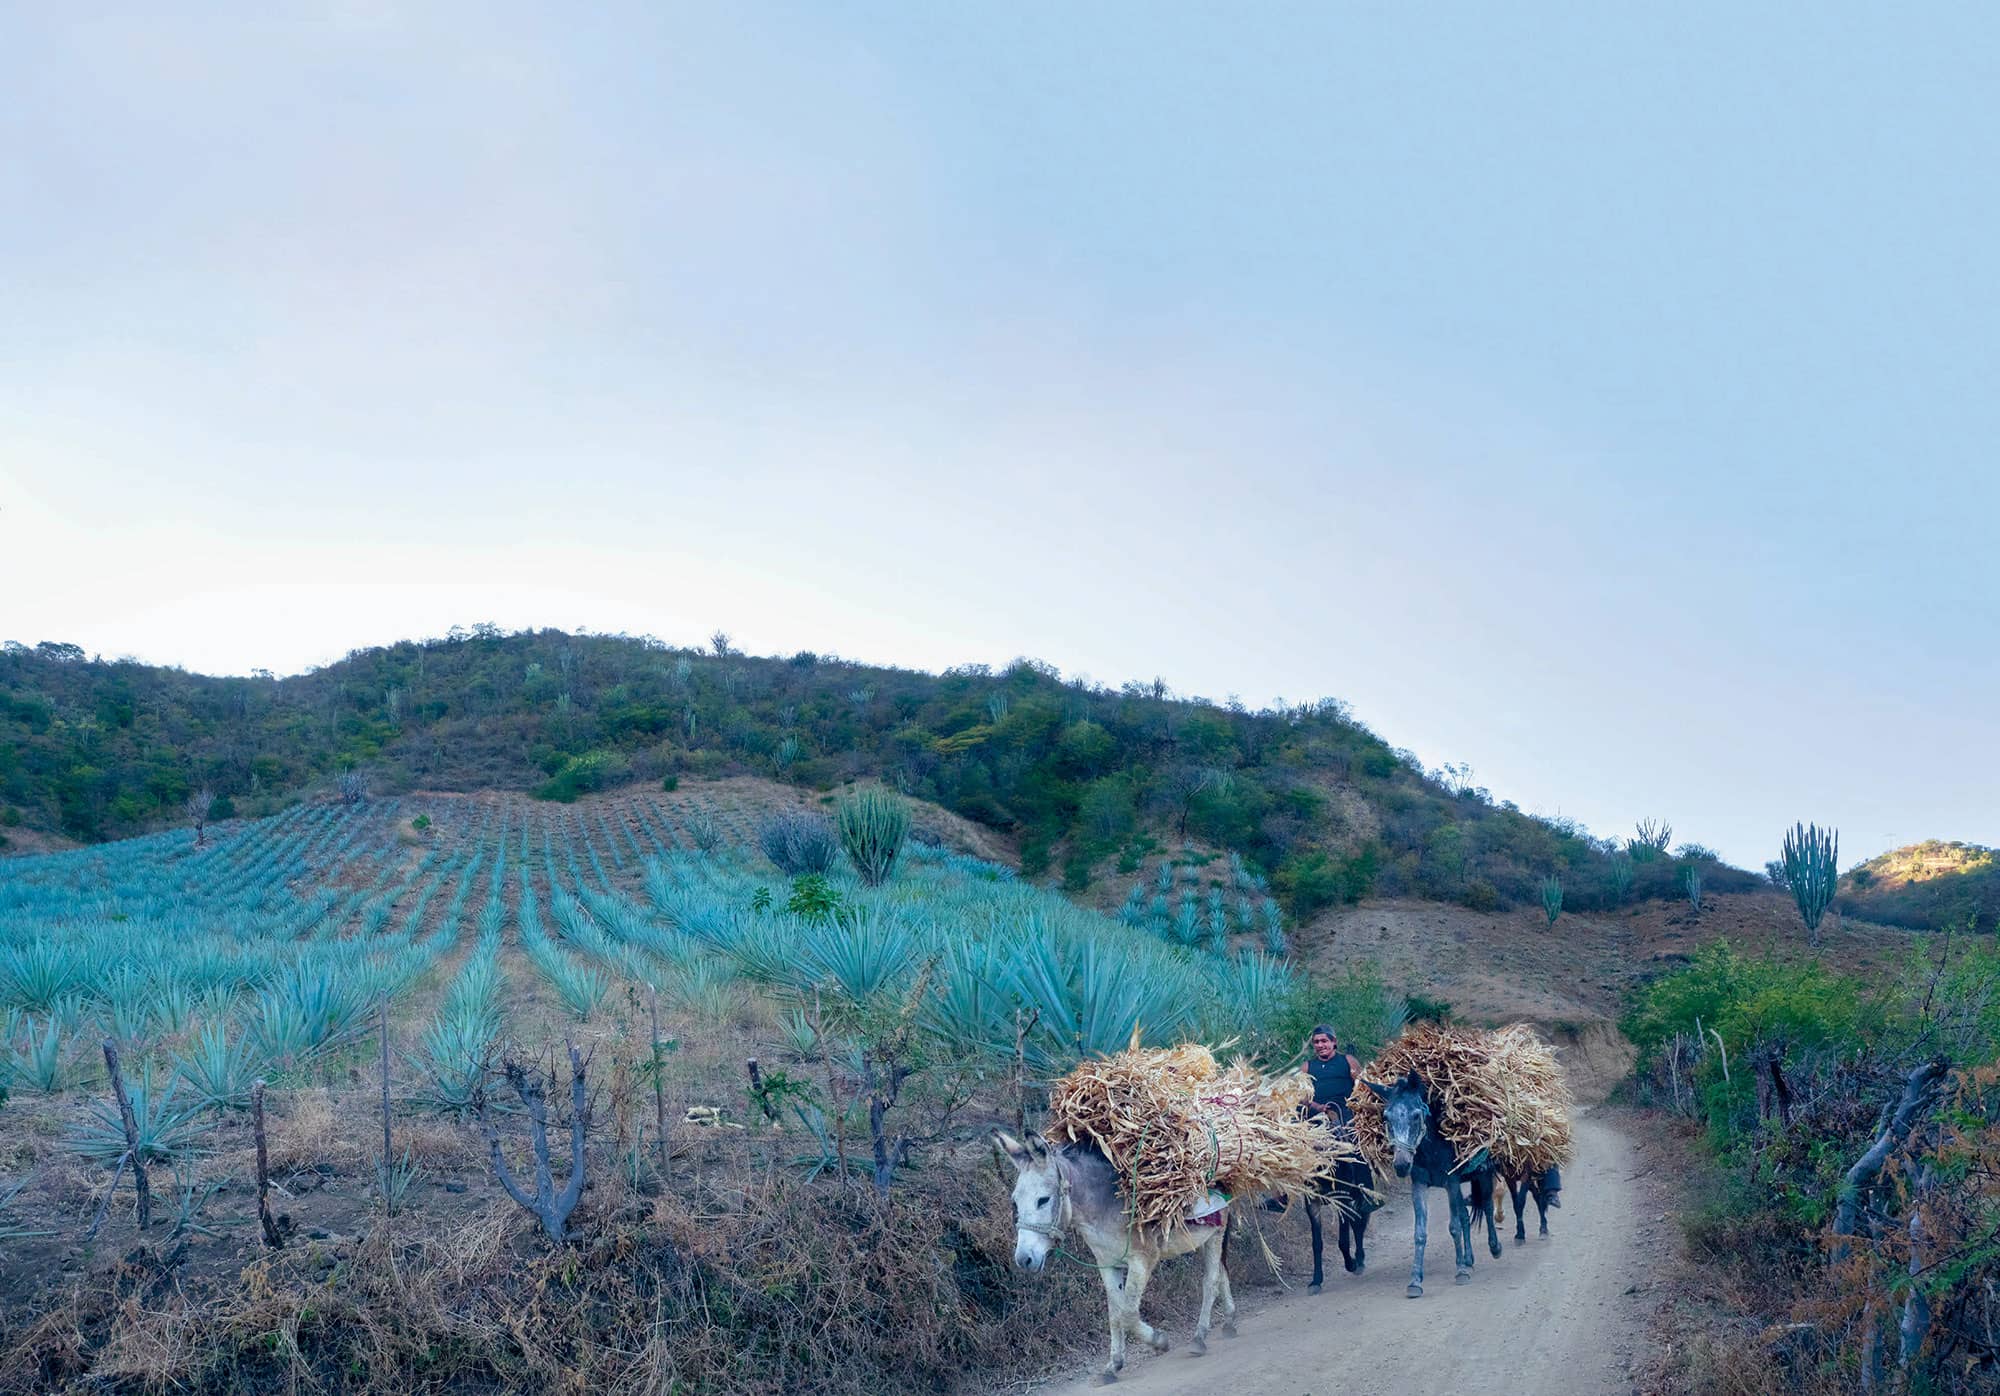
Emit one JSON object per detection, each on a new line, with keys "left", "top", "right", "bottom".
{"left": 1015, "top": 1145, "right": 1147, "bottom": 1273}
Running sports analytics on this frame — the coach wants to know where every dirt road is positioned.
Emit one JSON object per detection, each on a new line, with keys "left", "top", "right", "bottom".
{"left": 1029, "top": 1114, "right": 1662, "bottom": 1396}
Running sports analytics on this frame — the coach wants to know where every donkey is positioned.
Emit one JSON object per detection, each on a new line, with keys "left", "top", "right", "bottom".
{"left": 1264, "top": 1140, "right": 1378, "bottom": 1291}
{"left": 1502, "top": 1163, "right": 1562, "bottom": 1244}
{"left": 997, "top": 1130, "right": 1236, "bottom": 1383}
{"left": 1364, "top": 1073, "right": 1502, "bottom": 1297}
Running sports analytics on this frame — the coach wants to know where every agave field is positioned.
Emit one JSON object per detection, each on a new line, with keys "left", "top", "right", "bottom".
{"left": 0, "top": 781, "right": 1300, "bottom": 1285}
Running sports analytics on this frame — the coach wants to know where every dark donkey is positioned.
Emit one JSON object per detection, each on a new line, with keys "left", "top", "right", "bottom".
{"left": 1365, "top": 1073, "right": 1502, "bottom": 1297}
{"left": 1263, "top": 1142, "right": 1378, "bottom": 1291}
{"left": 1502, "top": 1162, "right": 1562, "bottom": 1244}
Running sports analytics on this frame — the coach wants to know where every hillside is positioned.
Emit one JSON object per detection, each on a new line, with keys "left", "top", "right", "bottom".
{"left": 0, "top": 629, "right": 1756, "bottom": 921}
{"left": 1836, "top": 838, "right": 2000, "bottom": 931}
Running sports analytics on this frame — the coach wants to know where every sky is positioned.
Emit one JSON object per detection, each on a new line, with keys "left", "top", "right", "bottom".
{"left": 3, "top": 3, "right": 1996, "bottom": 870}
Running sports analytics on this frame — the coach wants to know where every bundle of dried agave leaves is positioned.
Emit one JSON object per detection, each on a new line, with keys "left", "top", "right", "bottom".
{"left": 1046, "top": 1032, "right": 1367, "bottom": 1235}
{"left": 1346, "top": 1021, "right": 1574, "bottom": 1176}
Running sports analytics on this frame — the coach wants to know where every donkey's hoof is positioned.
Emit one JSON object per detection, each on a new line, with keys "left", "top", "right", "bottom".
{"left": 1146, "top": 1332, "right": 1170, "bottom": 1354}
{"left": 1307, "top": 1281, "right": 1322, "bottom": 1295}
{"left": 1455, "top": 1270, "right": 1471, "bottom": 1285}
{"left": 1188, "top": 1337, "right": 1207, "bottom": 1357}
{"left": 1221, "top": 1322, "right": 1238, "bottom": 1339}
{"left": 1406, "top": 1283, "right": 1424, "bottom": 1299}
{"left": 1490, "top": 1241, "right": 1503, "bottom": 1259}
{"left": 1097, "top": 1371, "right": 1119, "bottom": 1386}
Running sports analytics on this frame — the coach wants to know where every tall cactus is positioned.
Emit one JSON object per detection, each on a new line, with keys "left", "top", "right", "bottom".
{"left": 1539, "top": 874, "right": 1563, "bottom": 927}
{"left": 836, "top": 790, "right": 909, "bottom": 887}
{"left": 1780, "top": 822, "right": 1839, "bottom": 948}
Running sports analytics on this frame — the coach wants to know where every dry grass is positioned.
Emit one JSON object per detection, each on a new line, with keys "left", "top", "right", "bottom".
{"left": 265, "top": 1087, "right": 362, "bottom": 1174}
{"left": 0, "top": 1156, "right": 1160, "bottom": 1396}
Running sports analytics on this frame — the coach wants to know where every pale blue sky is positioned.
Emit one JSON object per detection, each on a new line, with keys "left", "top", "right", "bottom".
{"left": 3, "top": 4, "right": 1995, "bottom": 870}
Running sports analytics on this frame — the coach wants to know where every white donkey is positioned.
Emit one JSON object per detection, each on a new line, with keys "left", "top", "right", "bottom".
{"left": 996, "top": 1130, "right": 1236, "bottom": 1383}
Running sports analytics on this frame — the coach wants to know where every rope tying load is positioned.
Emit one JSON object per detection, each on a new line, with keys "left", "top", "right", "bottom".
{"left": 1046, "top": 1033, "right": 1364, "bottom": 1237}
{"left": 1347, "top": 1021, "right": 1575, "bottom": 1176}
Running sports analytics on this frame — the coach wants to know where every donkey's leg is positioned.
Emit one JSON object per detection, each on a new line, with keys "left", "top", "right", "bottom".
{"left": 1123, "top": 1254, "right": 1169, "bottom": 1355}
{"left": 1510, "top": 1176, "right": 1528, "bottom": 1244}
{"left": 1479, "top": 1173, "right": 1503, "bottom": 1259}
{"left": 1448, "top": 1184, "right": 1473, "bottom": 1283}
{"left": 1305, "top": 1197, "right": 1325, "bottom": 1292}
{"left": 1347, "top": 1199, "right": 1369, "bottom": 1274}
{"left": 1189, "top": 1232, "right": 1222, "bottom": 1355}
{"left": 1217, "top": 1233, "right": 1238, "bottom": 1338}
{"left": 1095, "top": 1263, "right": 1127, "bottom": 1382}
{"left": 1407, "top": 1180, "right": 1428, "bottom": 1298}
{"left": 1536, "top": 1181, "right": 1551, "bottom": 1237}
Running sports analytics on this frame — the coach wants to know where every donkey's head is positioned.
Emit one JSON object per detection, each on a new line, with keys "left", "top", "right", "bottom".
{"left": 1365, "top": 1073, "right": 1430, "bottom": 1178}
{"left": 995, "top": 1130, "right": 1067, "bottom": 1272}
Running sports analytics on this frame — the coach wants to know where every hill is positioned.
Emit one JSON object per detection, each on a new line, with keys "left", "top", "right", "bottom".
{"left": 0, "top": 628, "right": 1755, "bottom": 919}
{"left": 1835, "top": 838, "right": 2000, "bottom": 931}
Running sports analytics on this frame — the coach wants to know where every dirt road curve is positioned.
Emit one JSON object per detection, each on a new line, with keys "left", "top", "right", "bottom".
{"left": 1028, "top": 1114, "right": 1656, "bottom": 1396}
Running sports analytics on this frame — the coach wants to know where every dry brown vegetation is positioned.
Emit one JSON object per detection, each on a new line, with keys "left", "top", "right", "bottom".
{"left": 0, "top": 782, "right": 1329, "bottom": 1394}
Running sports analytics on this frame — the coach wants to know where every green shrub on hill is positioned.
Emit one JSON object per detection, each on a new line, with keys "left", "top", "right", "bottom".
{"left": 1625, "top": 937, "right": 2000, "bottom": 1385}
{"left": 532, "top": 750, "right": 628, "bottom": 802}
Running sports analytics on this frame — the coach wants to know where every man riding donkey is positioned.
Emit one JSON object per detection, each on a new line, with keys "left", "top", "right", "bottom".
{"left": 1320, "top": 1018, "right": 1563, "bottom": 1229}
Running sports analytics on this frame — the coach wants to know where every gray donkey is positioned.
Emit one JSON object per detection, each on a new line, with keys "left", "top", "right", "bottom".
{"left": 1364, "top": 1073, "right": 1503, "bottom": 1297}
{"left": 997, "top": 1130, "right": 1236, "bottom": 1383}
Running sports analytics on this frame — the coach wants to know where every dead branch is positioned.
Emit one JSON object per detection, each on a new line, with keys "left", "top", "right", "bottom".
{"left": 253, "top": 1081, "right": 284, "bottom": 1248}
{"left": 479, "top": 1040, "right": 592, "bottom": 1242}
{"left": 1835, "top": 1059, "right": 1949, "bottom": 1251}
{"left": 102, "top": 1039, "right": 150, "bottom": 1230}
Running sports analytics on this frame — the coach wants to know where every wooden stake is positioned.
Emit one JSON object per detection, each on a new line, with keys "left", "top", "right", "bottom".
{"left": 102, "top": 1039, "right": 149, "bottom": 1230}
{"left": 379, "top": 998, "right": 395, "bottom": 1218}
{"left": 813, "top": 988, "right": 847, "bottom": 1183}
{"left": 648, "top": 985, "right": 669, "bottom": 1175}
{"left": 1012, "top": 1005, "right": 1040, "bottom": 1141}
{"left": 747, "top": 1058, "right": 779, "bottom": 1122}
{"left": 253, "top": 1080, "right": 284, "bottom": 1248}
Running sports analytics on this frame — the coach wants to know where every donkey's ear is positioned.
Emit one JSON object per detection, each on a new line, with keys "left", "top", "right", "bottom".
{"left": 1025, "top": 1132, "right": 1052, "bottom": 1159}
{"left": 993, "top": 1130, "right": 1033, "bottom": 1169}
{"left": 1363, "top": 1078, "right": 1393, "bottom": 1100}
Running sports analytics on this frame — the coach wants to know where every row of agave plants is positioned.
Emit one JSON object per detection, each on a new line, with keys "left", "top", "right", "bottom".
{"left": 1, "top": 787, "right": 1306, "bottom": 1224}
{"left": 0, "top": 788, "right": 789, "bottom": 1096}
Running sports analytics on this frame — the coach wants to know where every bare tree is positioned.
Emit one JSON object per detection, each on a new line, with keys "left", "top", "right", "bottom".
{"left": 1161, "top": 764, "right": 1225, "bottom": 840}
{"left": 185, "top": 785, "right": 215, "bottom": 847}
{"left": 337, "top": 771, "right": 367, "bottom": 808}
{"left": 478, "top": 1042, "right": 592, "bottom": 1242}
{"left": 709, "top": 630, "right": 735, "bottom": 658}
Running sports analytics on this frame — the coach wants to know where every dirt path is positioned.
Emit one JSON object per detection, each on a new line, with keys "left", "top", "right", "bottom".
{"left": 1027, "top": 1113, "right": 1663, "bottom": 1396}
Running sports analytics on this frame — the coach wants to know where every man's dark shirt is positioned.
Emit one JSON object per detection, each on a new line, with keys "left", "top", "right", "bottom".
{"left": 1305, "top": 1053, "right": 1355, "bottom": 1124}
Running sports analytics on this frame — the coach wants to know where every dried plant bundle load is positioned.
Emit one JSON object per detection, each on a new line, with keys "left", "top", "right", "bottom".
{"left": 1346, "top": 1021, "right": 1574, "bottom": 1176}
{"left": 1045, "top": 1035, "right": 1365, "bottom": 1235}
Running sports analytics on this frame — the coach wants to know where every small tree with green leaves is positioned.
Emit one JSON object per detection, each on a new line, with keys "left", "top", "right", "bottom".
{"left": 1781, "top": 822, "right": 1839, "bottom": 948}
{"left": 1540, "top": 874, "right": 1563, "bottom": 927}
{"left": 837, "top": 790, "right": 909, "bottom": 886}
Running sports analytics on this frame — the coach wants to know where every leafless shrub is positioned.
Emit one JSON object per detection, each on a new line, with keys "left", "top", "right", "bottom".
{"left": 477, "top": 1043, "right": 591, "bottom": 1243}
